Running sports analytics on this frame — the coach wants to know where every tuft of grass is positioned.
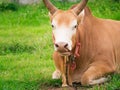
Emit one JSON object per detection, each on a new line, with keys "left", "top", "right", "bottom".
{"left": 0, "top": 42, "right": 35, "bottom": 55}
{"left": 0, "top": 2, "right": 18, "bottom": 11}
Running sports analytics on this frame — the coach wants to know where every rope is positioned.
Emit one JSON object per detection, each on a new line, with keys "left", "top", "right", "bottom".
{"left": 64, "top": 56, "right": 69, "bottom": 85}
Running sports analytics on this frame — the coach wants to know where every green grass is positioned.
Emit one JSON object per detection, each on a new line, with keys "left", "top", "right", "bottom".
{"left": 0, "top": 0, "right": 120, "bottom": 90}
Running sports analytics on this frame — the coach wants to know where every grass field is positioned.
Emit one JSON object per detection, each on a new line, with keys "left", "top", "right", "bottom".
{"left": 0, "top": 0, "right": 120, "bottom": 90}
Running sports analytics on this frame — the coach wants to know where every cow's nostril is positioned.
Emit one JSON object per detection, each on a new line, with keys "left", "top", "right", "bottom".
{"left": 55, "top": 44, "right": 59, "bottom": 47}
{"left": 64, "top": 43, "right": 68, "bottom": 48}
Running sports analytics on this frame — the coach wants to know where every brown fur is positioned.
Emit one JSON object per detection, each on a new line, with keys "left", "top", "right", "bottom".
{"left": 44, "top": 0, "right": 120, "bottom": 86}
{"left": 52, "top": 7, "right": 120, "bottom": 86}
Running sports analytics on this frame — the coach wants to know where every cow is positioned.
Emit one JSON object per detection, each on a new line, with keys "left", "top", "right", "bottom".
{"left": 43, "top": 0, "right": 120, "bottom": 87}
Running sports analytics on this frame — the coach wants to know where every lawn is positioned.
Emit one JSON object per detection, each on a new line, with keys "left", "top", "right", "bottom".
{"left": 0, "top": 0, "right": 120, "bottom": 90}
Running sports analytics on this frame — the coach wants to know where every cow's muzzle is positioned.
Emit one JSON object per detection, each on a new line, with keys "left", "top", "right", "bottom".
{"left": 55, "top": 42, "right": 71, "bottom": 56}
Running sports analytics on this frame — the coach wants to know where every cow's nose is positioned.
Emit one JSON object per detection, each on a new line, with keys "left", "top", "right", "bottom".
{"left": 55, "top": 42, "right": 68, "bottom": 48}
{"left": 55, "top": 42, "right": 68, "bottom": 50}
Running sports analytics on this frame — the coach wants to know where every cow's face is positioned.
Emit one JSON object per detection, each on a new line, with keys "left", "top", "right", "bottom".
{"left": 43, "top": 0, "right": 88, "bottom": 55}
{"left": 51, "top": 10, "right": 77, "bottom": 55}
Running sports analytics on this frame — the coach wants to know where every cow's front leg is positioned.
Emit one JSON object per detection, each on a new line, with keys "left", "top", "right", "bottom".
{"left": 81, "top": 61, "right": 115, "bottom": 86}
{"left": 62, "top": 58, "right": 73, "bottom": 87}
{"left": 61, "top": 73, "right": 72, "bottom": 87}
{"left": 53, "top": 52, "right": 71, "bottom": 87}
{"left": 61, "top": 73, "right": 68, "bottom": 87}
{"left": 61, "top": 57, "right": 68, "bottom": 87}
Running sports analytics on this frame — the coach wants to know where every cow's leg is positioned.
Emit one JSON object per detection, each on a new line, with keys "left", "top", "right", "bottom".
{"left": 52, "top": 69, "right": 61, "bottom": 79}
{"left": 53, "top": 52, "right": 70, "bottom": 87}
{"left": 52, "top": 52, "right": 62, "bottom": 80}
{"left": 81, "top": 61, "right": 115, "bottom": 86}
{"left": 89, "top": 77, "right": 108, "bottom": 85}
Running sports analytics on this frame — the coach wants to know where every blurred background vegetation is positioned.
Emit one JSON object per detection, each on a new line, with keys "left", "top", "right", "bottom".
{"left": 0, "top": 0, "right": 120, "bottom": 90}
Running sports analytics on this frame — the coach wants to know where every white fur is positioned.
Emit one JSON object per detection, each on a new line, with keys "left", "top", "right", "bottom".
{"left": 80, "top": 10, "right": 84, "bottom": 17}
{"left": 89, "top": 77, "right": 108, "bottom": 85}
{"left": 52, "top": 19, "right": 77, "bottom": 51}
{"left": 79, "top": 10, "right": 84, "bottom": 24}
{"left": 52, "top": 70, "right": 61, "bottom": 79}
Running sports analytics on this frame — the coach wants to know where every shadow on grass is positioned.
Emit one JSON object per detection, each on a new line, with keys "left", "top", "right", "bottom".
{"left": 39, "top": 73, "right": 120, "bottom": 90}
{"left": 0, "top": 42, "right": 35, "bottom": 55}
{"left": 39, "top": 79, "right": 92, "bottom": 90}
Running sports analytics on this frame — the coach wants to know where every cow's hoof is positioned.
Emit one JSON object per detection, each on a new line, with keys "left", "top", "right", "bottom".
{"left": 62, "top": 84, "right": 68, "bottom": 87}
{"left": 52, "top": 70, "right": 61, "bottom": 79}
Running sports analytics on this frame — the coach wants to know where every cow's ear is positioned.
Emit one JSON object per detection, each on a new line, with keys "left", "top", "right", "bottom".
{"left": 71, "top": 0, "right": 88, "bottom": 15}
{"left": 49, "top": 12, "right": 53, "bottom": 21}
{"left": 84, "top": 7, "right": 92, "bottom": 16}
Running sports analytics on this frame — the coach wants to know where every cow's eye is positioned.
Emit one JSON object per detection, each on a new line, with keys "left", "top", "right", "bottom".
{"left": 73, "top": 25, "right": 77, "bottom": 30}
{"left": 74, "top": 25, "right": 77, "bottom": 28}
{"left": 51, "top": 24, "right": 54, "bottom": 28}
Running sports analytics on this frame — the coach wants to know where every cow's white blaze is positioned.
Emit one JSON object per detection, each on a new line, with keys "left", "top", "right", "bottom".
{"left": 52, "top": 19, "right": 77, "bottom": 51}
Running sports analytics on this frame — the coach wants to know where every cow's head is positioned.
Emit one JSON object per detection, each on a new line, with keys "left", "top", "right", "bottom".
{"left": 43, "top": 0, "right": 88, "bottom": 56}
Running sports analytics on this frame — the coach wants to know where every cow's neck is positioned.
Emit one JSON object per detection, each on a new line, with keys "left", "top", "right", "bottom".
{"left": 75, "top": 7, "right": 95, "bottom": 69}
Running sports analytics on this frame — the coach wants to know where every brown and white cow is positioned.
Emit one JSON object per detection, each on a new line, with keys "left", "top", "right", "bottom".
{"left": 43, "top": 0, "right": 120, "bottom": 87}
